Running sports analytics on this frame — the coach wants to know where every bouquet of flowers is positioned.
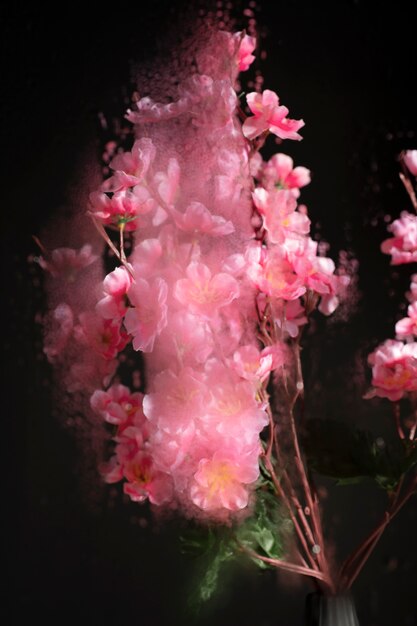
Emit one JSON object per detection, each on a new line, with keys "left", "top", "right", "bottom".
{"left": 35, "top": 15, "right": 416, "bottom": 626}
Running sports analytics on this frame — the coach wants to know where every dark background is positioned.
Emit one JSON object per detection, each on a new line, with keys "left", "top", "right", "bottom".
{"left": 3, "top": 1, "right": 417, "bottom": 624}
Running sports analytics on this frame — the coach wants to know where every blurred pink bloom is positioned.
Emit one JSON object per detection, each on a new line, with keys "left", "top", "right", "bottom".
{"left": 124, "top": 277, "right": 168, "bottom": 352}
{"left": 407, "top": 274, "right": 417, "bottom": 303}
{"left": 236, "top": 33, "right": 256, "bottom": 71}
{"left": 395, "top": 302, "right": 417, "bottom": 339}
{"left": 75, "top": 312, "right": 128, "bottom": 360}
{"left": 230, "top": 345, "right": 274, "bottom": 383}
{"left": 274, "top": 298, "right": 308, "bottom": 338}
{"left": 143, "top": 367, "right": 208, "bottom": 434}
{"left": 43, "top": 303, "right": 74, "bottom": 362}
{"left": 262, "top": 153, "right": 311, "bottom": 197}
{"left": 403, "top": 150, "right": 417, "bottom": 177}
{"left": 242, "top": 90, "right": 304, "bottom": 141}
{"left": 174, "top": 262, "right": 239, "bottom": 317}
{"left": 381, "top": 211, "right": 417, "bottom": 264}
{"left": 103, "top": 138, "right": 156, "bottom": 192}
{"left": 90, "top": 384, "right": 144, "bottom": 426}
{"left": 153, "top": 157, "right": 180, "bottom": 206}
{"left": 171, "top": 201, "right": 235, "bottom": 236}
{"left": 366, "top": 339, "right": 417, "bottom": 401}
{"left": 96, "top": 266, "right": 133, "bottom": 319}
{"left": 38, "top": 244, "right": 98, "bottom": 279}
{"left": 158, "top": 311, "right": 214, "bottom": 367}
{"left": 190, "top": 451, "right": 259, "bottom": 511}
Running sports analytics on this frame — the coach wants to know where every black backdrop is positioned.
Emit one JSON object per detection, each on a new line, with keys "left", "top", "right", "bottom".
{"left": 3, "top": 2, "right": 417, "bottom": 624}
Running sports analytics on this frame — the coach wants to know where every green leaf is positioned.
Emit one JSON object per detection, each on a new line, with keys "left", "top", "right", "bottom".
{"left": 236, "top": 487, "right": 288, "bottom": 568}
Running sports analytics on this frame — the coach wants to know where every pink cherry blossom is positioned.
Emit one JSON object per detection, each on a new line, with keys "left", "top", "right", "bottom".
{"left": 174, "top": 262, "right": 239, "bottom": 317}
{"left": 273, "top": 298, "right": 308, "bottom": 338}
{"left": 229, "top": 345, "right": 274, "bottom": 383}
{"left": 190, "top": 450, "right": 260, "bottom": 511}
{"left": 236, "top": 33, "right": 256, "bottom": 72}
{"left": 381, "top": 211, "right": 417, "bottom": 265}
{"left": 366, "top": 339, "right": 417, "bottom": 401}
{"left": 103, "top": 137, "right": 156, "bottom": 192}
{"left": 395, "top": 302, "right": 417, "bottom": 339}
{"left": 158, "top": 311, "right": 214, "bottom": 367}
{"left": 143, "top": 367, "right": 208, "bottom": 434}
{"left": 75, "top": 312, "right": 129, "bottom": 360}
{"left": 289, "top": 237, "right": 338, "bottom": 296}
{"left": 38, "top": 244, "right": 98, "bottom": 279}
{"left": 242, "top": 90, "right": 304, "bottom": 141}
{"left": 90, "top": 384, "right": 144, "bottom": 426}
{"left": 96, "top": 266, "right": 133, "bottom": 319}
{"left": 252, "top": 187, "right": 310, "bottom": 244}
{"left": 89, "top": 188, "right": 154, "bottom": 230}
{"left": 403, "top": 150, "right": 417, "bottom": 177}
{"left": 171, "top": 202, "right": 235, "bottom": 236}
{"left": 262, "top": 153, "right": 311, "bottom": 197}
{"left": 124, "top": 277, "right": 168, "bottom": 352}
{"left": 153, "top": 158, "right": 180, "bottom": 206}
{"left": 248, "top": 246, "right": 306, "bottom": 301}
{"left": 123, "top": 453, "right": 173, "bottom": 505}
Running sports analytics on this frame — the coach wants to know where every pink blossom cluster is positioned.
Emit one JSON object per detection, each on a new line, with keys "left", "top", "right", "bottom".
{"left": 40, "top": 28, "right": 350, "bottom": 518}
{"left": 381, "top": 211, "right": 417, "bottom": 265}
{"left": 247, "top": 152, "right": 350, "bottom": 324}
{"left": 366, "top": 156, "right": 417, "bottom": 402}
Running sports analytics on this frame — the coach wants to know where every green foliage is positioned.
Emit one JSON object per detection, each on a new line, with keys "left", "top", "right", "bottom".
{"left": 303, "top": 418, "right": 417, "bottom": 491}
{"left": 236, "top": 488, "right": 287, "bottom": 569}
{"left": 180, "top": 485, "right": 290, "bottom": 608}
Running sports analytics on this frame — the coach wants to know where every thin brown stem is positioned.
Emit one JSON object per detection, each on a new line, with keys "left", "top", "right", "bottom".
{"left": 399, "top": 172, "right": 417, "bottom": 212}
{"left": 237, "top": 543, "right": 331, "bottom": 585}
{"left": 339, "top": 473, "right": 417, "bottom": 590}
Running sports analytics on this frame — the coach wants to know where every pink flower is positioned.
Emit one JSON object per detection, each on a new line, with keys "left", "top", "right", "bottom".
{"left": 381, "top": 211, "right": 417, "bottom": 265}
{"left": 242, "top": 90, "right": 304, "bottom": 141}
{"left": 229, "top": 345, "right": 274, "bottom": 383}
{"left": 262, "top": 153, "right": 311, "bottom": 197}
{"left": 38, "top": 244, "right": 98, "bottom": 279}
{"left": 248, "top": 246, "right": 306, "bottom": 301}
{"left": 103, "top": 138, "right": 156, "bottom": 192}
{"left": 252, "top": 187, "right": 310, "bottom": 244}
{"left": 89, "top": 188, "right": 155, "bottom": 231}
{"left": 395, "top": 302, "right": 417, "bottom": 339}
{"left": 190, "top": 451, "right": 259, "bottom": 511}
{"left": 43, "top": 303, "right": 74, "bottom": 361}
{"left": 366, "top": 339, "right": 417, "bottom": 401}
{"left": 174, "top": 263, "right": 239, "bottom": 317}
{"left": 171, "top": 202, "right": 235, "bottom": 236}
{"left": 123, "top": 453, "right": 173, "bottom": 505}
{"left": 96, "top": 266, "right": 133, "bottom": 319}
{"left": 124, "top": 277, "right": 168, "bottom": 352}
{"left": 153, "top": 158, "right": 180, "bottom": 206}
{"left": 273, "top": 298, "right": 308, "bottom": 338}
{"left": 158, "top": 311, "right": 214, "bottom": 367}
{"left": 75, "top": 312, "right": 129, "bottom": 360}
{"left": 403, "top": 150, "right": 417, "bottom": 177}
{"left": 90, "top": 384, "right": 144, "bottom": 426}
{"left": 290, "top": 238, "right": 338, "bottom": 296}
{"left": 236, "top": 33, "right": 256, "bottom": 72}
{"left": 143, "top": 368, "right": 208, "bottom": 434}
